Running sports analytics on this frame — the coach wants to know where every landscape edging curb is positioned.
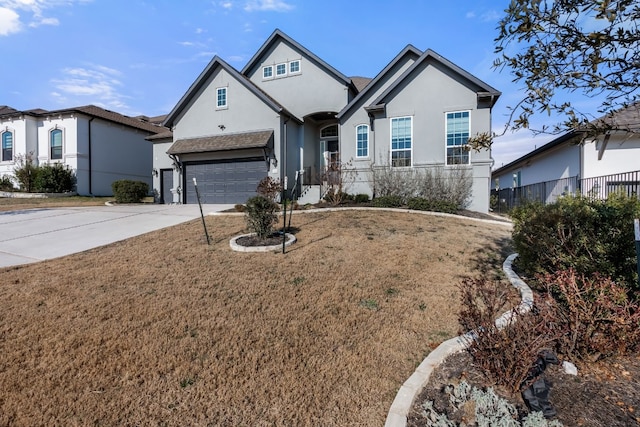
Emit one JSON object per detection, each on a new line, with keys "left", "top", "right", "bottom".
{"left": 384, "top": 253, "right": 531, "bottom": 427}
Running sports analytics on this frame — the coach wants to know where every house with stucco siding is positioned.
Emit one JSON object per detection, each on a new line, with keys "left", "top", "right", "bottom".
{"left": 0, "top": 105, "right": 166, "bottom": 195}
{"left": 156, "top": 29, "right": 501, "bottom": 212}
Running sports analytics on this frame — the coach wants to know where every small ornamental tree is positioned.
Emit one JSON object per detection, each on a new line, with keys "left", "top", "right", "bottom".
{"left": 244, "top": 195, "right": 278, "bottom": 239}
{"left": 13, "top": 153, "right": 39, "bottom": 193}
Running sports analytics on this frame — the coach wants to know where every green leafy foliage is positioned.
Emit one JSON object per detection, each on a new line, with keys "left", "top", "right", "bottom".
{"left": 13, "top": 153, "right": 40, "bottom": 193}
{"left": 244, "top": 195, "right": 278, "bottom": 239}
{"left": 354, "top": 193, "right": 370, "bottom": 203}
{"left": 511, "top": 194, "right": 640, "bottom": 291}
{"left": 407, "top": 197, "right": 458, "bottom": 214}
{"left": 34, "top": 163, "right": 76, "bottom": 193}
{"left": 373, "top": 195, "right": 403, "bottom": 208}
{"left": 492, "top": 0, "right": 640, "bottom": 137}
{"left": 111, "top": 180, "right": 149, "bottom": 203}
{"left": 0, "top": 175, "right": 15, "bottom": 191}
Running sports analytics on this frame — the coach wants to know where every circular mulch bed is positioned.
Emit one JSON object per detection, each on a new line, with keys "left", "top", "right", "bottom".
{"left": 229, "top": 232, "right": 296, "bottom": 252}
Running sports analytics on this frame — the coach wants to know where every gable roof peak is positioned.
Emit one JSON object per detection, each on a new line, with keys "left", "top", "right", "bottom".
{"left": 241, "top": 28, "right": 353, "bottom": 89}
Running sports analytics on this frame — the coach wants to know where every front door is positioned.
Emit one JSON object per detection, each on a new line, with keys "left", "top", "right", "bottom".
{"left": 160, "top": 169, "right": 173, "bottom": 204}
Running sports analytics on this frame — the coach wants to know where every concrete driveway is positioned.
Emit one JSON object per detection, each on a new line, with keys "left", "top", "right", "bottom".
{"left": 0, "top": 204, "right": 234, "bottom": 268}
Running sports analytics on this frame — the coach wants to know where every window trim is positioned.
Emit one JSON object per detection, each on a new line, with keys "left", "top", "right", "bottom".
{"left": 275, "top": 63, "right": 287, "bottom": 77}
{"left": 390, "top": 116, "right": 413, "bottom": 168}
{"left": 445, "top": 110, "right": 471, "bottom": 166}
{"left": 50, "top": 128, "right": 64, "bottom": 161}
{"left": 289, "top": 60, "right": 301, "bottom": 75}
{"left": 262, "top": 65, "right": 273, "bottom": 80}
{"left": 355, "top": 124, "right": 369, "bottom": 158}
{"left": 1, "top": 130, "right": 13, "bottom": 162}
{"left": 216, "top": 86, "right": 228, "bottom": 109}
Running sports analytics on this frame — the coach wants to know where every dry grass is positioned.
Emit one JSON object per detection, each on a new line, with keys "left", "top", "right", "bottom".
{"left": 0, "top": 196, "right": 112, "bottom": 211}
{"left": 0, "top": 210, "right": 512, "bottom": 426}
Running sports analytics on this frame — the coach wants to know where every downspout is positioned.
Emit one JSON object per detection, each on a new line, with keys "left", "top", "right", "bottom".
{"left": 282, "top": 116, "right": 289, "bottom": 254}
{"left": 88, "top": 117, "right": 94, "bottom": 195}
{"left": 368, "top": 111, "right": 376, "bottom": 197}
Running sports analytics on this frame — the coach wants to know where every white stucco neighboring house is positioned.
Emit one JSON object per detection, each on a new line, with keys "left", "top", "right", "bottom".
{"left": 156, "top": 29, "right": 501, "bottom": 212}
{"left": 0, "top": 105, "right": 167, "bottom": 195}
{"left": 492, "top": 103, "right": 640, "bottom": 204}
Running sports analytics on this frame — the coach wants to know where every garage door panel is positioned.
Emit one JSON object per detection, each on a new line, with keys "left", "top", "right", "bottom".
{"left": 185, "top": 158, "right": 267, "bottom": 204}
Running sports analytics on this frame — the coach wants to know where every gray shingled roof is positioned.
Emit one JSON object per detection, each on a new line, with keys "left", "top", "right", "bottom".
{"left": 0, "top": 105, "right": 167, "bottom": 135}
{"left": 350, "top": 77, "right": 372, "bottom": 93}
{"left": 167, "top": 130, "right": 274, "bottom": 155}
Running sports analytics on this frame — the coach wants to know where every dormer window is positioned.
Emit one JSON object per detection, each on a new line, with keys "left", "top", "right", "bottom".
{"left": 263, "top": 66, "right": 273, "bottom": 79}
{"left": 289, "top": 60, "right": 300, "bottom": 74}
{"left": 276, "top": 63, "right": 287, "bottom": 76}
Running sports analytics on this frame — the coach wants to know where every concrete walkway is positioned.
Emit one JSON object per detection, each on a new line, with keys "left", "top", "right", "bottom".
{"left": 0, "top": 204, "right": 233, "bottom": 268}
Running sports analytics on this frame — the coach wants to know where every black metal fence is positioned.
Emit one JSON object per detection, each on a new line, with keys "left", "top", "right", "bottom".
{"left": 491, "top": 170, "right": 640, "bottom": 213}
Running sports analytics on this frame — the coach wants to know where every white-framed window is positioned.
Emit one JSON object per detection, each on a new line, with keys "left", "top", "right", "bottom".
{"left": 50, "top": 128, "right": 63, "bottom": 160}
{"left": 276, "top": 63, "right": 287, "bottom": 76}
{"left": 216, "top": 87, "right": 227, "bottom": 109}
{"left": 356, "top": 124, "right": 369, "bottom": 158}
{"left": 289, "top": 60, "right": 301, "bottom": 74}
{"left": 263, "top": 65, "right": 273, "bottom": 79}
{"left": 1, "top": 130, "right": 13, "bottom": 162}
{"left": 391, "top": 117, "right": 412, "bottom": 167}
{"left": 446, "top": 111, "right": 470, "bottom": 165}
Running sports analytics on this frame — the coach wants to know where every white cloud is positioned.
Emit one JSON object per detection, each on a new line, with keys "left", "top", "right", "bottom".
{"left": 0, "top": 0, "right": 90, "bottom": 35}
{"left": 51, "top": 64, "right": 131, "bottom": 111}
{"left": 244, "top": 0, "right": 293, "bottom": 12}
{"left": 220, "top": 1, "right": 233, "bottom": 9}
{"left": 0, "top": 6, "right": 21, "bottom": 35}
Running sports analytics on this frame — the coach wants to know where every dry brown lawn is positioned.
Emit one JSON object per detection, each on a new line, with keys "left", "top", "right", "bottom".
{"left": 0, "top": 196, "right": 112, "bottom": 211}
{"left": 0, "top": 210, "right": 512, "bottom": 426}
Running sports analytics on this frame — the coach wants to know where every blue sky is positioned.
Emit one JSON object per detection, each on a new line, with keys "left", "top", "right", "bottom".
{"left": 0, "top": 0, "right": 593, "bottom": 167}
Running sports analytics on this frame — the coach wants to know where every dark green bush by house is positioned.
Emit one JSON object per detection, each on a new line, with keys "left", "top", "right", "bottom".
{"left": 407, "top": 197, "right": 458, "bottom": 214}
{"left": 112, "top": 180, "right": 149, "bottom": 203}
{"left": 35, "top": 163, "right": 76, "bottom": 193}
{"left": 354, "top": 193, "right": 370, "bottom": 203}
{"left": 245, "top": 195, "right": 278, "bottom": 239}
{"left": 511, "top": 193, "right": 640, "bottom": 292}
{"left": 0, "top": 175, "right": 15, "bottom": 191}
{"left": 373, "top": 195, "right": 403, "bottom": 208}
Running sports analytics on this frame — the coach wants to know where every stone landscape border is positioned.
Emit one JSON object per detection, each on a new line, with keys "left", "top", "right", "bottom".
{"left": 384, "top": 253, "right": 532, "bottom": 427}
{"left": 229, "top": 233, "right": 296, "bottom": 252}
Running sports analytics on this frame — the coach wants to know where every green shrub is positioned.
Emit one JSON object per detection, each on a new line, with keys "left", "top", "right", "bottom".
{"left": 0, "top": 175, "right": 15, "bottom": 191}
{"left": 373, "top": 195, "right": 403, "bottom": 208}
{"left": 245, "top": 195, "right": 278, "bottom": 239}
{"left": 354, "top": 193, "right": 370, "bottom": 203}
{"left": 34, "top": 163, "right": 76, "bottom": 193}
{"left": 511, "top": 194, "right": 640, "bottom": 291}
{"left": 111, "top": 180, "right": 149, "bottom": 203}
{"left": 407, "top": 197, "right": 459, "bottom": 213}
{"left": 13, "top": 153, "right": 40, "bottom": 193}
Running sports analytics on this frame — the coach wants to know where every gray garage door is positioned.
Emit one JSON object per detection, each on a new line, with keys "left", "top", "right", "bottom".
{"left": 184, "top": 158, "right": 267, "bottom": 204}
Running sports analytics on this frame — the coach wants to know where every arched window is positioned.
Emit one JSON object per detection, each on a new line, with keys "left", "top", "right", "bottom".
{"left": 356, "top": 124, "right": 369, "bottom": 158}
{"left": 320, "top": 124, "right": 338, "bottom": 138}
{"left": 1, "top": 130, "right": 13, "bottom": 161}
{"left": 50, "top": 128, "right": 63, "bottom": 160}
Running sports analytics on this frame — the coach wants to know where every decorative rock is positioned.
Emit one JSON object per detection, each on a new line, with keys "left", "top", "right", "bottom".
{"left": 562, "top": 361, "right": 578, "bottom": 376}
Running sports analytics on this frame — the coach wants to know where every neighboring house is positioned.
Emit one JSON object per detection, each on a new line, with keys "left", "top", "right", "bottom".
{"left": 0, "top": 105, "right": 167, "bottom": 195}
{"left": 156, "top": 29, "right": 501, "bottom": 212}
{"left": 491, "top": 103, "right": 640, "bottom": 205}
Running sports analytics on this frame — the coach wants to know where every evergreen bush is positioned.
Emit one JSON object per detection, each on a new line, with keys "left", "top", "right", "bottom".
{"left": 511, "top": 194, "right": 640, "bottom": 292}
{"left": 245, "top": 195, "right": 278, "bottom": 239}
{"left": 111, "top": 180, "right": 149, "bottom": 203}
